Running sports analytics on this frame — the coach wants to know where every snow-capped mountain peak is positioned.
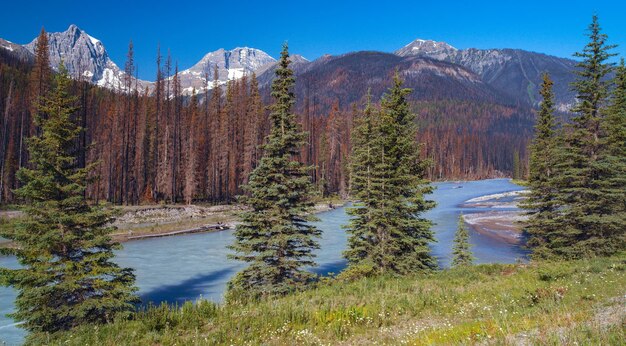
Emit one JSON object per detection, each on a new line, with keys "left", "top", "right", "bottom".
{"left": 3, "top": 25, "right": 277, "bottom": 95}
{"left": 395, "top": 38, "right": 458, "bottom": 59}
{"left": 176, "top": 47, "right": 276, "bottom": 94}
{"left": 393, "top": 37, "right": 577, "bottom": 108}
{"left": 22, "top": 24, "right": 147, "bottom": 91}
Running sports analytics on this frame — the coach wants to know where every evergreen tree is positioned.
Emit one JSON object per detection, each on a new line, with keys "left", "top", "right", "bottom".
{"left": 555, "top": 15, "right": 622, "bottom": 257}
{"left": 208, "top": 65, "right": 222, "bottom": 202}
{"left": 521, "top": 73, "right": 563, "bottom": 258}
{"left": 227, "top": 43, "right": 320, "bottom": 298}
{"left": 344, "top": 92, "right": 378, "bottom": 267}
{"left": 512, "top": 150, "right": 521, "bottom": 179}
{"left": 24, "top": 28, "right": 52, "bottom": 169}
{"left": 0, "top": 64, "right": 138, "bottom": 334}
{"left": 605, "top": 59, "right": 626, "bottom": 153}
{"left": 345, "top": 74, "right": 436, "bottom": 275}
{"left": 595, "top": 58, "right": 626, "bottom": 251}
{"left": 243, "top": 73, "right": 265, "bottom": 179}
{"left": 451, "top": 214, "right": 474, "bottom": 267}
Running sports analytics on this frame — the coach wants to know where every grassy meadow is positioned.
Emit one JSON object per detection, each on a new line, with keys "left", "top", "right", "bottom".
{"left": 28, "top": 255, "right": 625, "bottom": 345}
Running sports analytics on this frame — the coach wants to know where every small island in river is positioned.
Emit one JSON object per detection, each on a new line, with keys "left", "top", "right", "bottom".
{"left": 461, "top": 190, "right": 528, "bottom": 244}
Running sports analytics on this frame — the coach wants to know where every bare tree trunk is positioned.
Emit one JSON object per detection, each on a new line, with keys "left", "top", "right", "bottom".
{"left": 0, "top": 81, "right": 13, "bottom": 203}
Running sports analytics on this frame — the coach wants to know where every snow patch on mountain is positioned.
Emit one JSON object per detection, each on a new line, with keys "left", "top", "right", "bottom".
{"left": 5, "top": 25, "right": 277, "bottom": 95}
{"left": 395, "top": 38, "right": 577, "bottom": 107}
{"left": 396, "top": 38, "right": 458, "bottom": 60}
{"left": 22, "top": 25, "right": 149, "bottom": 92}
{"left": 228, "top": 67, "right": 245, "bottom": 80}
{"left": 1, "top": 42, "right": 14, "bottom": 51}
{"left": 175, "top": 47, "right": 276, "bottom": 95}
{"left": 87, "top": 34, "right": 100, "bottom": 45}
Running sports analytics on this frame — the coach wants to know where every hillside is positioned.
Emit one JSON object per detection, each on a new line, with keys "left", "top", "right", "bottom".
{"left": 28, "top": 256, "right": 625, "bottom": 345}
{"left": 395, "top": 39, "right": 578, "bottom": 110}
{"left": 264, "top": 51, "right": 517, "bottom": 112}
{"left": 0, "top": 41, "right": 535, "bottom": 205}
{"left": 0, "top": 24, "right": 589, "bottom": 204}
{"left": 254, "top": 51, "right": 536, "bottom": 181}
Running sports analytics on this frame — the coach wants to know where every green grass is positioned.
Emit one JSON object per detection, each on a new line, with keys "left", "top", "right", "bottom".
{"left": 27, "top": 256, "right": 625, "bottom": 345}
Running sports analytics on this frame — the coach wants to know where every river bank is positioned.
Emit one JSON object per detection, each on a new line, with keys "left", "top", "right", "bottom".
{"left": 1, "top": 179, "right": 529, "bottom": 345}
{"left": 461, "top": 190, "right": 527, "bottom": 244}
{"left": 0, "top": 199, "right": 347, "bottom": 246}
{"left": 112, "top": 199, "right": 347, "bottom": 242}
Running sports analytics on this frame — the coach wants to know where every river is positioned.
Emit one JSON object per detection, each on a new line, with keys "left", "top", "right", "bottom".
{"left": 0, "top": 178, "right": 526, "bottom": 345}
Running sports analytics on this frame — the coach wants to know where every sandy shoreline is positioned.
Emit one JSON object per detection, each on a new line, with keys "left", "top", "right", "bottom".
{"left": 463, "top": 211, "right": 527, "bottom": 244}
{"left": 461, "top": 190, "right": 527, "bottom": 244}
{"left": 0, "top": 200, "right": 347, "bottom": 246}
{"left": 112, "top": 200, "right": 346, "bottom": 242}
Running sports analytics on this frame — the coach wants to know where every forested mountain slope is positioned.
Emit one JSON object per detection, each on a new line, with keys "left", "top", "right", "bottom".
{"left": 0, "top": 29, "right": 577, "bottom": 204}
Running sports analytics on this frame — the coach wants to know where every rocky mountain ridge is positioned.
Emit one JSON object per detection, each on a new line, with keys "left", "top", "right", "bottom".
{"left": 0, "top": 27, "right": 579, "bottom": 107}
{"left": 395, "top": 38, "right": 578, "bottom": 109}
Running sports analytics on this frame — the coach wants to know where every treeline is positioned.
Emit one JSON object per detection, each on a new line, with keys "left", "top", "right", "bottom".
{"left": 414, "top": 100, "right": 533, "bottom": 179}
{"left": 0, "top": 31, "right": 533, "bottom": 206}
{"left": 0, "top": 31, "right": 271, "bottom": 205}
{"left": 0, "top": 48, "right": 30, "bottom": 204}
{"left": 86, "top": 52, "right": 269, "bottom": 205}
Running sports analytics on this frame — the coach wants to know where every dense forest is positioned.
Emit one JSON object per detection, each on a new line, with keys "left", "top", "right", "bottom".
{"left": 0, "top": 31, "right": 534, "bottom": 205}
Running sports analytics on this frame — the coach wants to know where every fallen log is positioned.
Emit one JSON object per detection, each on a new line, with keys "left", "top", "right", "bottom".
{"left": 126, "top": 223, "right": 231, "bottom": 240}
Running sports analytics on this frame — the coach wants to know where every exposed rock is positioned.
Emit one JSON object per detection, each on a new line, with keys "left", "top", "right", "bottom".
{"left": 23, "top": 25, "right": 150, "bottom": 90}
{"left": 175, "top": 47, "right": 276, "bottom": 95}
{"left": 395, "top": 38, "right": 577, "bottom": 109}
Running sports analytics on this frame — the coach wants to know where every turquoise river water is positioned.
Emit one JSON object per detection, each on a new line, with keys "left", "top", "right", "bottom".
{"left": 0, "top": 179, "right": 526, "bottom": 345}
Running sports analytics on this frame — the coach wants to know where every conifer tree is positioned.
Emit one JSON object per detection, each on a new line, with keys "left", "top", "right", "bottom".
{"left": 0, "top": 64, "right": 138, "bottom": 333}
{"left": 344, "top": 93, "right": 378, "bottom": 266}
{"left": 555, "top": 15, "right": 621, "bottom": 257}
{"left": 228, "top": 43, "right": 320, "bottom": 298}
{"left": 512, "top": 150, "right": 521, "bottom": 179}
{"left": 25, "top": 28, "right": 52, "bottom": 168}
{"left": 243, "top": 73, "right": 265, "bottom": 179}
{"left": 521, "top": 73, "right": 563, "bottom": 258}
{"left": 345, "top": 75, "right": 436, "bottom": 274}
{"left": 208, "top": 65, "right": 222, "bottom": 202}
{"left": 605, "top": 59, "right": 626, "bottom": 154}
{"left": 451, "top": 214, "right": 474, "bottom": 267}
{"left": 29, "top": 27, "right": 51, "bottom": 118}
{"left": 595, "top": 58, "right": 626, "bottom": 252}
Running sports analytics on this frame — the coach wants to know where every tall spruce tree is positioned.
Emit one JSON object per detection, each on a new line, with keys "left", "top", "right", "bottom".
{"left": 595, "top": 58, "right": 626, "bottom": 252}
{"left": 227, "top": 43, "right": 320, "bottom": 298}
{"left": 521, "top": 73, "right": 563, "bottom": 258}
{"left": 0, "top": 64, "right": 138, "bottom": 334}
{"left": 555, "top": 15, "right": 621, "bottom": 257}
{"left": 344, "top": 92, "right": 378, "bottom": 267}
{"left": 512, "top": 150, "right": 521, "bottom": 179}
{"left": 451, "top": 214, "right": 474, "bottom": 267}
{"left": 345, "top": 75, "right": 436, "bottom": 274}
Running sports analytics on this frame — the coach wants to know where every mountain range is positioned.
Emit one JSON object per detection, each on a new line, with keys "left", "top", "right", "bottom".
{"left": 0, "top": 25, "right": 579, "bottom": 110}
{"left": 395, "top": 39, "right": 577, "bottom": 111}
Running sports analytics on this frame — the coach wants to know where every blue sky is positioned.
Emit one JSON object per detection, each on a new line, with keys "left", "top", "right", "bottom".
{"left": 1, "top": 0, "right": 625, "bottom": 80}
